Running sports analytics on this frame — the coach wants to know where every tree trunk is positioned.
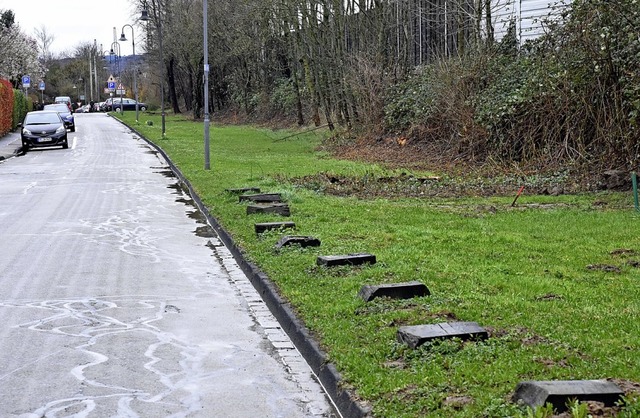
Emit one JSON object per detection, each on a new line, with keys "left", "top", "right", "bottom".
{"left": 191, "top": 58, "right": 203, "bottom": 120}
{"left": 167, "top": 57, "right": 181, "bottom": 114}
{"left": 485, "top": 0, "right": 494, "bottom": 45}
{"left": 292, "top": 61, "right": 304, "bottom": 126}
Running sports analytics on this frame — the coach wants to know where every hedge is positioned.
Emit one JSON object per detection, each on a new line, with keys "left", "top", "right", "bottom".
{"left": 12, "top": 89, "right": 29, "bottom": 131}
{"left": 0, "top": 79, "right": 14, "bottom": 136}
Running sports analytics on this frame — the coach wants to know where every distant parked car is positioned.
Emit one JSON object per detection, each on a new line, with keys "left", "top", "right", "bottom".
{"left": 44, "top": 103, "right": 75, "bottom": 132}
{"left": 20, "top": 111, "right": 69, "bottom": 149}
{"left": 54, "top": 96, "right": 73, "bottom": 112}
{"left": 75, "top": 104, "right": 91, "bottom": 113}
{"left": 100, "top": 98, "right": 114, "bottom": 112}
{"left": 109, "top": 97, "right": 148, "bottom": 112}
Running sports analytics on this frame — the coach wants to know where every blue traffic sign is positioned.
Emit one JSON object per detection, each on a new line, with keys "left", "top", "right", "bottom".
{"left": 107, "top": 81, "right": 116, "bottom": 90}
{"left": 22, "top": 75, "right": 31, "bottom": 87}
{"left": 38, "top": 81, "right": 45, "bottom": 90}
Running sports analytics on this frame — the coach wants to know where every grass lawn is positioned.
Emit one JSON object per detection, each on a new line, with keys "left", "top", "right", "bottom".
{"left": 116, "top": 111, "right": 640, "bottom": 417}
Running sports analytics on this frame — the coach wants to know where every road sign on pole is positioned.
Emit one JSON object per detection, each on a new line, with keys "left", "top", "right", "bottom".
{"left": 38, "top": 81, "right": 45, "bottom": 91}
{"left": 22, "top": 75, "right": 31, "bottom": 88}
{"left": 107, "top": 75, "right": 116, "bottom": 92}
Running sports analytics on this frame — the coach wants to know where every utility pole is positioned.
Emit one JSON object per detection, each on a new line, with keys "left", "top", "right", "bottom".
{"left": 203, "top": 0, "right": 210, "bottom": 170}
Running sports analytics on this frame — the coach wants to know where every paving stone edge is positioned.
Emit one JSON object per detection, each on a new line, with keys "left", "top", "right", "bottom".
{"left": 124, "top": 120, "right": 372, "bottom": 418}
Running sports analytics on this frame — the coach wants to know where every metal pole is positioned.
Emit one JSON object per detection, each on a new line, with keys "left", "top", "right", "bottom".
{"left": 131, "top": 27, "right": 138, "bottom": 122}
{"left": 118, "top": 44, "right": 123, "bottom": 114}
{"left": 203, "top": 0, "right": 210, "bottom": 170}
{"left": 632, "top": 172, "right": 639, "bottom": 212}
{"left": 94, "top": 54, "right": 99, "bottom": 103}
{"left": 133, "top": 37, "right": 138, "bottom": 122}
{"left": 96, "top": 44, "right": 102, "bottom": 102}
{"left": 159, "top": 20, "right": 166, "bottom": 136}
{"left": 89, "top": 54, "right": 93, "bottom": 102}
{"left": 111, "top": 42, "right": 123, "bottom": 113}
{"left": 120, "top": 25, "right": 139, "bottom": 121}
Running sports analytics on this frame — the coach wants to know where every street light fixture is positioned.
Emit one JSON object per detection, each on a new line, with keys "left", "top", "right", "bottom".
{"left": 140, "top": 1, "right": 165, "bottom": 136}
{"left": 120, "top": 24, "right": 140, "bottom": 122}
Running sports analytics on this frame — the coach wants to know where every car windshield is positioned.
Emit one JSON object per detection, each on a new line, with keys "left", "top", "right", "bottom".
{"left": 44, "top": 104, "right": 70, "bottom": 113}
{"left": 24, "top": 112, "right": 62, "bottom": 125}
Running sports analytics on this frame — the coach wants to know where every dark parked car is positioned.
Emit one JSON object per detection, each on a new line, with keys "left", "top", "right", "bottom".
{"left": 20, "top": 111, "right": 69, "bottom": 149}
{"left": 108, "top": 98, "right": 148, "bottom": 112}
{"left": 43, "top": 103, "right": 76, "bottom": 132}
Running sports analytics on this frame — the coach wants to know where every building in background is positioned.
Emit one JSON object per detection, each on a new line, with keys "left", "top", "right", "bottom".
{"left": 492, "top": 0, "right": 573, "bottom": 43}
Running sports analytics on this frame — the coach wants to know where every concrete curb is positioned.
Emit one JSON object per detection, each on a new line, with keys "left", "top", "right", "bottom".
{"left": 123, "top": 121, "right": 372, "bottom": 418}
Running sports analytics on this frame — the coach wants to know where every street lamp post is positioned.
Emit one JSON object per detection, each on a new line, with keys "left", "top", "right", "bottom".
{"left": 89, "top": 45, "right": 94, "bottom": 103}
{"left": 120, "top": 24, "right": 139, "bottom": 122}
{"left": 141, "top": 1, "right": 165, "bottom": 136}
{"left": 110, "top": 42, "right": 123, "bottom": 113}
{"left": 203, "top": 0, "right": 210, "bottom": 170}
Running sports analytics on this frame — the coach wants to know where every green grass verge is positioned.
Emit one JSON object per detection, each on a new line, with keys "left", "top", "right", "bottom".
{"left": 117, "top": 112, "right": 640, "bottom": 417}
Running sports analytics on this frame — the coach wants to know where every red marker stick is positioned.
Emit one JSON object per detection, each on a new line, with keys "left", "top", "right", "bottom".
{"left": 511, "top": 186, "right": 525, "bottom": 207}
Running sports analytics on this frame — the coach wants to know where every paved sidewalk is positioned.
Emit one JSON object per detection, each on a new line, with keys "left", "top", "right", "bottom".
{"left": 0, "top": 131, "right": 22, "bottom": 161}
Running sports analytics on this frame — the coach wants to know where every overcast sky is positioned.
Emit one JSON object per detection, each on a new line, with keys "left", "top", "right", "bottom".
{"left": 0, "top": 0, "right": 143, "bottom": 57}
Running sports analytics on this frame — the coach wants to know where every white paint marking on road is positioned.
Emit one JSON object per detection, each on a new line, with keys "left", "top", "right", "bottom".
{"left": 23, "top": 182, "right": 37, "bottom": 194}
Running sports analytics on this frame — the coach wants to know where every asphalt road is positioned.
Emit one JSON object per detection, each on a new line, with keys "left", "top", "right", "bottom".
{"left": 0, "top": 114, "right": 336, "bottom": 417}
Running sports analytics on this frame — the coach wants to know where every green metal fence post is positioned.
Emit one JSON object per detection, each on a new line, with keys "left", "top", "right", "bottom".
{"left": 632, "top": 172, "right": 639, "bottom": 212}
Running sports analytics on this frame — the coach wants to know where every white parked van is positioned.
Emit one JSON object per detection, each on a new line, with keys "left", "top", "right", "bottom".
{"left": 54, "top": 96, "right": 72, "bottom": 111}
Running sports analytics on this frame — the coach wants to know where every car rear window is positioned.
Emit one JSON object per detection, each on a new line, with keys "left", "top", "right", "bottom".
{"left": 24, "top": 112, "right": 62, "bottom": 124}
{"left": 44, "top": 104, "right": 70, "bottom": 112}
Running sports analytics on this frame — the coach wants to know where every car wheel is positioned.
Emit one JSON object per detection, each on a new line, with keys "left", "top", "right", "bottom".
{"left": 62, "top": 141, "right": 69, "bottom": 149}
{"left": 115, "top": 107, "right": 122, "bottom": 113}
{"left": 140, "top": 106, "right": 147, "bottom": 111}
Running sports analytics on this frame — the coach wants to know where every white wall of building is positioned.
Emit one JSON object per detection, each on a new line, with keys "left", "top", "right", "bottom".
{"left": 492, "top": 0, "right": 572, "bottom": 43}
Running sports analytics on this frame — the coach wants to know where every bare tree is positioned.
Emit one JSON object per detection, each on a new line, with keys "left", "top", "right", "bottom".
{"left": 34, "top": 25, "right": 55, "bottom": 63}
{"left": 148, "top": 0, "right": 502, "bottom": 130}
